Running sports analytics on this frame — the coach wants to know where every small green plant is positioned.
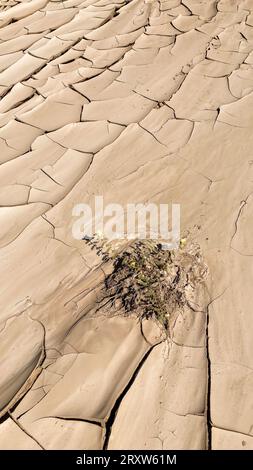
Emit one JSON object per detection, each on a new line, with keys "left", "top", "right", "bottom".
{"left": 99, "top": 239, "right": 205, "bottom": 330}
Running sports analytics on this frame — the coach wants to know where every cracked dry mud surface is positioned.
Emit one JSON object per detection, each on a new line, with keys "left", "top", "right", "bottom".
{"left": 0, "top": 0, "right": 253, "bottom": 450}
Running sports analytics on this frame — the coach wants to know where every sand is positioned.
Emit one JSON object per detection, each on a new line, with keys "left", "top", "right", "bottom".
{"left": 0, "top": 0, "right": 252, "bottom": 450}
